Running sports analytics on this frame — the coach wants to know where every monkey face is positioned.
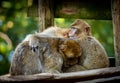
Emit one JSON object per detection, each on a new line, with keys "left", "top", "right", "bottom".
{"left": 59, "top": 39, "right": 82, "bottom": 68}
{"left": 56, "top": 28, "right": 69, "bottom": 38}
{"left": 69, "top": 27, "right": 81, "bottom": 38}
{"left": 61, "top": 29, "right": 70, "bottom": 38}
{"left": 69, "top": 19, "right": 91, "bottom": 38}
{"left": 59, "top": 43, "right": 75, "bottom": 58}
{"left": 59, "top": 39, "right": 82, "bottom": 59}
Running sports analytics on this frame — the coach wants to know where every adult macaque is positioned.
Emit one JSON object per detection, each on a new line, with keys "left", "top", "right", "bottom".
{"left": 36, "top": 26, "right": 69, "bottom": 38}
{"left": 10, "top": 36, "right": 64, "bottom": 75}
{"left": 69, "top": 19, "right": 91, "bottom": 38}
{"left": 64, "top": 19, "right": 109, "bottom": 72}
{"left": 10, "top": 26, "right": 70, "bottom": 75}
{"left": 23, "top": 26, "right": 69, "bottom": 52}
{"left": 10, "top": 41, "right": 42, "bottom": 75}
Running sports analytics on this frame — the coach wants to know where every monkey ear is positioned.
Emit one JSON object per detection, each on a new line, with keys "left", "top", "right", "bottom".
{"left": 85, "top": 27, "right": 91, "bottom": 35}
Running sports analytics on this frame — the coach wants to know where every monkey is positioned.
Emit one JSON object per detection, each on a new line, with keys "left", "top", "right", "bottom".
{"left": 10, "top": 36, "right": 64, "bottom": 75}
{"left": 20, "top": 26, "right": 69, "bottom": 63}
{"left": 69, "top": 19, "right": 91, "bottom": 39}
{"left": 9, "top": 26, "right": 69, "bottom": 75}
{"left": 36, "top": 26, "right": 69, "bottom": 38}
{"left": 59, "top": 39, "right": 82, "bottom": 68}
{"left": 64, "top": 19, "right": 109, "bottom": 72}
{"left": 9, "top": 41, "right": 42, "bottom": 75}
{"left": 22, "top": 26, "right": 69, "bottom": 50}
{"left": 22, "top": 26, "right": 69, "bottom": 51}
{"left": 10, "top": 25, "right": 90, "bottom": 75}
{"left": 41, "top": 37, "right": 64, "bottom": 74}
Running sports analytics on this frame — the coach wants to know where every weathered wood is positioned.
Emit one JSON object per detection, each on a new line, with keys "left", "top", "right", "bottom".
{"left": 28, "top": 0, "right": 112, "bottom": 20}
{"left": 28, "top": 0, "right": 54, "bottom": 29}
{"left": 111, "top": 0, "right": 120, "bottom": 66}
{"left": 0, "top": 67, "right": 120, "bottom": 82}
{"left": 38, "top": 0, "right": 54, "bottom": 31}
{"left": 54, "top": 0, "right": 111, "bottom": 20}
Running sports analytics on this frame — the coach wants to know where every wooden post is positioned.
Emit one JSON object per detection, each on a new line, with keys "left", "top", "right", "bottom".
{"left": 111, "top": 0, "right": 120, "bottom": 66}
{"left": 38, "top": 0, "right": 54, "bottom": 32}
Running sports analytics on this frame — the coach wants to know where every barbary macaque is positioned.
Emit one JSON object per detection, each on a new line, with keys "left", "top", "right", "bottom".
{"left": 9, "top": 41, "right": 42, "bottom": 75}
{"left": 36, "top": 26, "right": 69, "bottom": 38}
{"left": 10, "top": 26, "right": 70, "bottom": 75}
{"left": 23, "top": 26, "right": 69, "bottom": 51}
{"left": 59, "top": 39, "right": 82, "bottom": 68}
{"left": 64, "top": 19, "right": 109, "bottom": 72}
{"left": 69, "top": 19, "right": 91, "bottom": 38}
{"left": 10, "top": 36, "right": 64, "bottom": 75}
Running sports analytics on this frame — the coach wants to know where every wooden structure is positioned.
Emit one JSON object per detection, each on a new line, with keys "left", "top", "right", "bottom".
{"left": 0, "top": 67, "right": 120, "bottom": 82}
{"left": 0, "top": 0, "right": 120, "bottom": 82}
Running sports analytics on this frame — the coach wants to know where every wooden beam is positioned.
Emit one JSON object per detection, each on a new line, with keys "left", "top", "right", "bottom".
{"left": 31, "top": 0, "right": 54, "bottom": 32}
{"left": 28, "top": 0, "right": 112, "bottom": 20}
{"left": 0, "top": 67, "right": 120, "bottom": 82}
{"left": 111, "top": 0, "right": 120, "bottom": 66}
{"left": 38, "top": 0, "right": 54, "bottom": 31}
{"left": 54, "top": 0, "right": 112, "bottom": 20}
{"left": 28, "top": 0, "right": 54, "bottom": 31}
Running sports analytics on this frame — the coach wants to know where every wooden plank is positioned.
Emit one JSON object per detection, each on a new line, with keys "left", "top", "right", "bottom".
{"left": 111, "top": 0, "right": 120, "bottom": 66}
{"left": 27, "top": 0, "right": 112, "bottom": 20}
{"left": 0, "top": 66, "right": 120, "bottom": 82}
{"left": 54, "top": 0, "right": 111, "bottom": 20}
{"left": 37, "top": 0, "right": 54, "bottom": 31}
{"left": 28, "top": 0, "right": 54, "bottom": 31}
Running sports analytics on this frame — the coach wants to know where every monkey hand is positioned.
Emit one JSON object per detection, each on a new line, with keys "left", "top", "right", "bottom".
{"left": 23, "top": 34, "right": 40, "bottom": 53}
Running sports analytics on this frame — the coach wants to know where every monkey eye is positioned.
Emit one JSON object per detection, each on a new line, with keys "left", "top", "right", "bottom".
{"left": 71, "top": 27, "right": 76, "bottom": 29}
{"left": 76, "top": 29, "right": 81, "bottom": 34}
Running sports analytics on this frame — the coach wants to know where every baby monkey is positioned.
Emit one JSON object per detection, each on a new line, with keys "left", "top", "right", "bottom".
{"left": 59, "top": 39, "right": 82, "bottom": 68}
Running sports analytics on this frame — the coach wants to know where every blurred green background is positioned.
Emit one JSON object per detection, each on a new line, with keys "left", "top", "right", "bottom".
{"left": 0, "top": 0, "right": 114, "bottom": 75}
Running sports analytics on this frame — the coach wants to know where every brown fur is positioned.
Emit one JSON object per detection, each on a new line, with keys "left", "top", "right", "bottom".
{"left": 59, "top": 39, "right": 82, "bottom": 68}
{"left": 36, "top": 26, "right": 69, "bottom": 38}
{"left": 9, "top": 26, "right": 70, "bottom": 75}
{"left": 10, "top": 36, "right": 64, "bottom": 75}
{"left": 9, "top": 41, "right": 42, "bottom": 75}
{"left": 64, "top": 19, "right": 109, "bottom": 72}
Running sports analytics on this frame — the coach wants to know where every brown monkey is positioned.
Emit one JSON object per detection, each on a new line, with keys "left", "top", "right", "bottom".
{"left": 36, "top": 26, "right": 69, "bottom": 38}
{"left": 22, "top": 26, "right": 69, "bottom": 50}
{"left": 69, "top": 19, "right": 91, "bottom": 38}
{"left": 9, "top": 41, "right": 42, "bottom": 75}
{"left": 59, "top": 39, "right": 82, "bottom": 68}
{"left": 10, "top": 36, "right": 63, "bottom": 75}
{"left": 64, "top": 19, "right": 109, "bottom": 72}
{"left": 10, "top": 26, "right": 69, "bottom": 75}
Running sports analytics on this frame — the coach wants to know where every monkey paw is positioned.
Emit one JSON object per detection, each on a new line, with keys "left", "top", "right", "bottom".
{"left": 24, "top": 34, "right": 40, "bottom": 53}
{"left": 29, "top": 38, "right": 39, "bottom": 53}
